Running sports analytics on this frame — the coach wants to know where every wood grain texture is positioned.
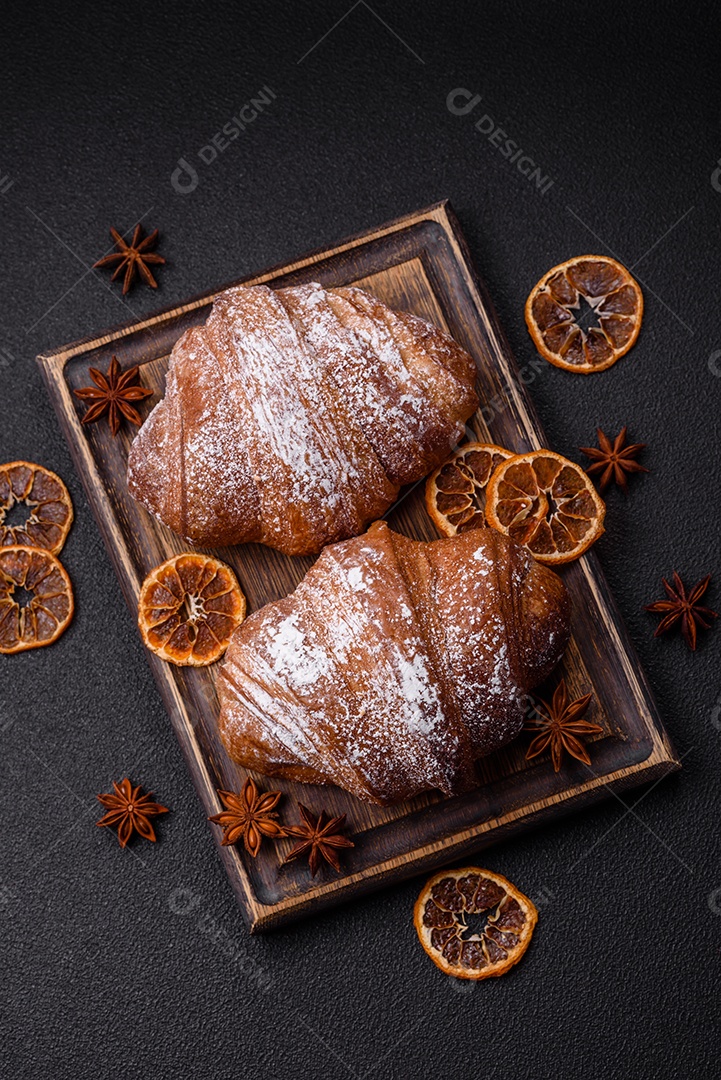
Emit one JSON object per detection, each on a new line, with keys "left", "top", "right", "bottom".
{"left": 37, "top": 201, "right": 679, "bottom": 931}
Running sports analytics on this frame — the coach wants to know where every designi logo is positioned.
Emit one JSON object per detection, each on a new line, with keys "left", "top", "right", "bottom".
{"left": 447, "top": 87, "right": 553, "bottom": 195}
{"left": 711, "top": 158, "right": 721, "bottom": 193}
{"left": 171, "top": 86, "right": 277, "bottom": 195}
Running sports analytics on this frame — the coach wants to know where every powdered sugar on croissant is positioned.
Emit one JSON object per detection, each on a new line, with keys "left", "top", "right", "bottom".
{"left": 127, "top": 283, "right": 478, "bottom": 555}
{"left": 218, "top": 522, "right": 571, "bottom": 805}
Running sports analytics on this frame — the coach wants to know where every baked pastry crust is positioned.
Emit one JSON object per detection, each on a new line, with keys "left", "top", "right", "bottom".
{"left": 127, "top": 283, "right": 478, "bottom": 555}
{"left": 218, "top": 522, "right": 571, "bottom": 804}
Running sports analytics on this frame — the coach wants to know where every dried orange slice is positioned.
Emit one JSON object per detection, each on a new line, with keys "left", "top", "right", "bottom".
{"left": 414, "top": 867, "right": 538, "bottom": 980}
{"left": 425, "top": 442, "right": 513, "bottom": 536}
{"left": 0, "top": 545, "right": 74, "bottom": 653}
{"left": 0, "top": 461, "right": 73, "bottom": 554}
{"left": 138, "top": 553, "right": 246, "bottom": 666}
{"left": 525, "top": 255, "right": 643, "bottom": 373}
{"left": 486, "top": 450, "right": 605, "bottom": 564}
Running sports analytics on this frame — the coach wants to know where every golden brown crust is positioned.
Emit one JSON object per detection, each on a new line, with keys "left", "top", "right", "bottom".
{"left": 127, "top": 283, "right": 479, "bottom": 554}
{"left": 218, "top": 522, "right": 570, "bottom": 804}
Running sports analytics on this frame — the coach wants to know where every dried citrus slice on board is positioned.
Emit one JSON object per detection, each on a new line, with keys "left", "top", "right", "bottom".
{"left": 0, "top": 461, "right": 73, "bottom": 554}
{"left": 525, "top": 255, "right": 643, "bottom": 373}
{"left": 485, "top": 450, "right": 605, "bottom": 564}
{"left": 425, "top": 442, "right": 513, "bottom": 536}
{"left": 138, "top": 553, "right": 246, "bottom": 667}
{"left": 414, "top": 867, "right": 538, "bottom": 980}
{"left": 0, "top": 545, "right": 74, "bottom": 653}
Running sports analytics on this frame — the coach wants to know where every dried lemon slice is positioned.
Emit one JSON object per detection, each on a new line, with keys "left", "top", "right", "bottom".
{"left": 414, "top": 867, "right": 538, "bottom": 980}
{"left": 138, "top": 553, "right": 246, "bottom": 666}
{"left": 0, "top": 545, "right": 74, "bottom": 653}
{"left": 425, "top": 442, "right": 513, "bottom": 536}
{"left": 0, "top": 461, "right": 73, "bottom": 554}
{"left": 485, "top": 449, "right": 605, "bottom": 564}
{"left": 525, "top": 255, "right": 643, "bottom": 373}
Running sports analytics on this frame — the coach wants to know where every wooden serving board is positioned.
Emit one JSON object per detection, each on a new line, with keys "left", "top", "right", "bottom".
{"left": 37, "top": 202, "right": 679, "bottom": 931}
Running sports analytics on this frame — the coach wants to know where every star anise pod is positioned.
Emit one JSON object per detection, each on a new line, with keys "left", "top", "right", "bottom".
{"left": 94, "top": 225, "right": 166, "bottom": 294}
{"left": 525, "top": 679, "right": 603, "bottom": 773}
{"left": 645, "top": 572, "right": 718, "bottom": 651}
{"left": 96, "top": 778, "right": 169, "bottom": 848}
{"left": 74, "top": 356, "right": 153, "bottom": 436}
{"left": 208, "top": 777, "right": 285, "bottom": 857}
{"left": 282, "top": 804, "right": 355, "bottom": 876}
{"left": 580, "top": 426, "right": 648, "bottom": 494}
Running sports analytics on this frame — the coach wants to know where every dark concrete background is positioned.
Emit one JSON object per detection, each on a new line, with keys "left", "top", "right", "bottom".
{"left": 2, "top": 2, "right": 720, "bottom": 1077}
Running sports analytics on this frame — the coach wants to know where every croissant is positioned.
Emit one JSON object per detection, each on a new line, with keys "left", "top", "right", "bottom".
{"left": 127, "top": 282, "right": 478, "bottom": 555}
{"left": 218, "top": 522, "right": 571, "bottom": 805}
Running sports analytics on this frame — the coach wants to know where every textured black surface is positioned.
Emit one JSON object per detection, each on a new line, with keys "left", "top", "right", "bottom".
{"left": 1, "top": 3, "right": 720, "bottom": 1077}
